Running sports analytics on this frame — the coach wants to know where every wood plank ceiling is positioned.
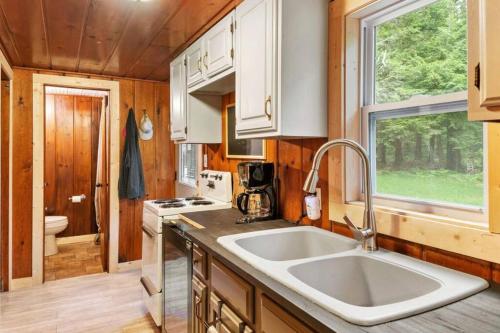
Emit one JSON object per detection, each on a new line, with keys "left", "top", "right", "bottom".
{"left": 0, "top": 0, "right": 237, "bottom": 81}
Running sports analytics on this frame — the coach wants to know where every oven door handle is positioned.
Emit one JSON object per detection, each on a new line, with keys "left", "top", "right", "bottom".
{"left": 141, "top": 224, "right": 155, "bottom": 238}
{"left": 140, "top": 276, "right": 161, "bottom": 297}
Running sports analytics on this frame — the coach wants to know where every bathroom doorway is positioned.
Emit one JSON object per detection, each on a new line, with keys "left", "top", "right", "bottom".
{"left": 43, "top": 86, "right": 110, "bottom": 281}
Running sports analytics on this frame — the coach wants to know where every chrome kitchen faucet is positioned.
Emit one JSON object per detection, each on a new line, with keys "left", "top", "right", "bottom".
{"left": 303, "top": 139, "right": 378, "bottom": 251}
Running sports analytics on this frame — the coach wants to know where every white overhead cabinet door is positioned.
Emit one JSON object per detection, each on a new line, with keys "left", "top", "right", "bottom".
{"left": 235, "top": 0, "right": 276, "bottom": 134}
{"left": 205, "top": 12, "right": 235, "bottom": 78}
{"left": 170, "top": 54, "right": 187, "bottom": 140}
{"left": 186, "top": 40, "right": 204, "bottom": 88}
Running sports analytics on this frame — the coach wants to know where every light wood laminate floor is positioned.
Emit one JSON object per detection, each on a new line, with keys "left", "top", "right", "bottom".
{"left": 0, "top": 270, "right": 160, "bottom": 333}
{"left": 45, "top": 241, "right": 103, "bottom": 281}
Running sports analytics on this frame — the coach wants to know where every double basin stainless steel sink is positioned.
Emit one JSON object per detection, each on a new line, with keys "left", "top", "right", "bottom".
{"left": 217, "top": 226, "right": 488, "bottom": 326}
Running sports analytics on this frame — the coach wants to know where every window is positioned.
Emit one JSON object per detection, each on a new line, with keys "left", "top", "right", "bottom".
{"left": 179, "top": 144, "right": 199, "bottom": 187}
{"left": 361, "top": 0, "right": 485, "bottom": 214}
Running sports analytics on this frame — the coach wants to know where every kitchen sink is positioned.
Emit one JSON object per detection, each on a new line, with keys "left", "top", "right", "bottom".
{"left": 217, "top": 226, "right": 488, "bottom": 325}
{"left": 288, "top": 255, "right": 441, "bottom": 307}
{"left": 230, "top": 227, "right": 357, "bottom": 261}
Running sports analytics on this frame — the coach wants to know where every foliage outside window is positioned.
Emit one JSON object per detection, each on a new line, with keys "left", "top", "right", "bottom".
{"left": 179, "top": 144, "right": 199, "bottom": 187}
{"left": 363, "top": 0, "right": 484, "bottom": 209}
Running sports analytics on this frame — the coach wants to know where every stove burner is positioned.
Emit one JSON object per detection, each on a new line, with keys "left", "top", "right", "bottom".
{"left": 154, "top": 198, "right": 183, "bottom": 205}
{"left": 160, "top": 203, "right": 186, "bottom": 208}
{"left": 191, "top": 200, "right": 214, "bottom": 206}
{"left": 184, "top": 196, "right": 205, "bottom": 201}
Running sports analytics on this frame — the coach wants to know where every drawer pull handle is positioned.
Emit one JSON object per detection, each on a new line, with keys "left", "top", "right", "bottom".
{"left": 204, "top": 52, "right": 209, "bottom": 70}
{"left": 140, "top": 277, "right": 160, "bottom": 297}
{"left": 194, "top": 296, "right": 203, "bottom": 320}
{"left": 141, "top": 225, "right": 155, "bottom": 238}
{"left": 264, "top": 96, "right": 272, "bottom": 120}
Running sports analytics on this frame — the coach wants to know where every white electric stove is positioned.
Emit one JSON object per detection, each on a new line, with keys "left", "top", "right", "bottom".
{"left": 141, "top": 170, "right": 232, "bottom": 326}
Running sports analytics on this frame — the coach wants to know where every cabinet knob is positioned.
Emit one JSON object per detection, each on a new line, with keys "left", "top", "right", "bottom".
{"left": 264, "top": 96, "right": 272, "bottom": 120}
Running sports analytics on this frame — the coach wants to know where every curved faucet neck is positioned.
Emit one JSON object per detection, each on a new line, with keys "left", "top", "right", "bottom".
{"left": 303, "top": 139, "right": 377, "bottom": 251}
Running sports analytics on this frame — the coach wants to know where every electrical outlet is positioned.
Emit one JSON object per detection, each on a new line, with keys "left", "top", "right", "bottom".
{"left": 203, "top": 154, "right": 208, "bottom": 168}
{"left": 316, "top": 188, "right": 322, "bottom": 211}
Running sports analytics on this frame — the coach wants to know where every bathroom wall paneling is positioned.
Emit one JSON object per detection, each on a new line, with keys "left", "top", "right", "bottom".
{"left": 1, "top": 79, "right": 10, "bottom": 290}
{"left": 203, "top": 92, "right": 330, "bottom": 231}
{"left": 11, "top": 68, "right": 174, "bottom": 279}
{"left": 44, "top": 94, "right": 102, "bottom": 237}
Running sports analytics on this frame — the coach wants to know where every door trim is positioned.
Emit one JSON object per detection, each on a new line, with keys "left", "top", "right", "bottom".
{"left": 0, "top": 52, "right": 13, "bottom": 291}
{"left": 32, "top": 74, "right": 120, "bottom": 287}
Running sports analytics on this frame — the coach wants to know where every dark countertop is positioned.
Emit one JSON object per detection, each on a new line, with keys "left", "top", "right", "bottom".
{"left": 181, "top": 208, "right": 500, "bottom": 333}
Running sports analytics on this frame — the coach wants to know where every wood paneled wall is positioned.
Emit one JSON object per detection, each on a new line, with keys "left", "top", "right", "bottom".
{"left": 203, "top": 93, "right": 330, "bottom": 230}
{"left": 44, "top": 94, "right": 102, "bottom": 237}
{"left": 11, "top": 68, "right": 175, "bottom": 278}
{"left": 118, "top": 80, "right": 175, "bottom": 263}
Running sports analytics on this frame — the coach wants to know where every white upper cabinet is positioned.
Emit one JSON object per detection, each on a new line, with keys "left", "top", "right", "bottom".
{"left": 204, "top": 12, "right": 235, "bottom": 78}
{"left": 235, "top": 0, "right": 328, "bottom": 138}
{"left": 170, "top": 53, "right": 222, "bottom": 144}
{"left": 186, "top": 40, "right": 204, "bottom": 88}
{"left": 170, "top": 54, "right": 187, "bottom": 141}
{"left": 468, "top": 0, "right": 500, "bottom": 121}
{"left": 235, "top": 0, "right": 275, "bottom": 133}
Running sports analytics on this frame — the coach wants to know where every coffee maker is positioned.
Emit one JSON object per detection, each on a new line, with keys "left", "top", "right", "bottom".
{"left": 236, "top": 162, "right": 277, "bottom": 224}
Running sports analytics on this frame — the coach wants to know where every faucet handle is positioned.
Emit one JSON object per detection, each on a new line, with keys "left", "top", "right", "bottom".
{"left": 343, "top": 215, "right": 373, "bottom": 241}
{"left": 343, "top": 215, "right": 363, "bottom": 241}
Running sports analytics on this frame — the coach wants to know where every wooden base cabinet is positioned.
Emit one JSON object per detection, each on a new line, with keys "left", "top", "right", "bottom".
{"left": 260, "top": 295, "right": 313, "bottom": 333}
{"left": 192, "top": 242, "right": 317, "bottom": 333}
{"left": 192, "top": 276, "right": 208, "bottom": 333}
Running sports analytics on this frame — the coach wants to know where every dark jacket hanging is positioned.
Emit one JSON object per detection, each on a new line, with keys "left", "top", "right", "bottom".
{"left": 118, "top": 109, "right": 146, "bottom": 199}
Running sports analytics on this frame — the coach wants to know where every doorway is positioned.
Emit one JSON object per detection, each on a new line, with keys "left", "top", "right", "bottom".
{"left": 43, "top": 86, "right": 109, "bottom": 281}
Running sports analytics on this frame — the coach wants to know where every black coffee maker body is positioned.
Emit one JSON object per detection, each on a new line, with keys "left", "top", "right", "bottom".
{"left": 236, "top": 162, "right": 277, "bottom": 224}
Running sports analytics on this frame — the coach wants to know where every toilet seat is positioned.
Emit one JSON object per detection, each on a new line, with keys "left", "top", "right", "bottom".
{"left": 45, "top": 216, "right": 68, "bottom": 228}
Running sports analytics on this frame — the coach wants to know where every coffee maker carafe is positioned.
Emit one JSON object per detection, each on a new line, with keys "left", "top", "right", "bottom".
{"left": 236, "top": 162, "right": 277, "bottom": 224}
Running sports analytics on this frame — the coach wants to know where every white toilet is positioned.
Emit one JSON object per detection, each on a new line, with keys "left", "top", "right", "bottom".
{"left": 45, "top": 216, "right": 69, "bottom": 256}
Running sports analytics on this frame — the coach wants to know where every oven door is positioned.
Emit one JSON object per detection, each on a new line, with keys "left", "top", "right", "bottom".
{"left": 163, "top": 223, "right": 192, "bottom": 333}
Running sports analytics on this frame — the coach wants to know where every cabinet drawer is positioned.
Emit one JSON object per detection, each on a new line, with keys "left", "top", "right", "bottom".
{"left": 192, "top": 243, "right": 207, "bottom": 280}
{"left": 211, "top": 259, "right": 254, "bottom": 322}
{"left": 261, "top": 295, "right": 314, "bottom": 333}
{"left": 210, "top": 293, "right": 253, "bottom": 333}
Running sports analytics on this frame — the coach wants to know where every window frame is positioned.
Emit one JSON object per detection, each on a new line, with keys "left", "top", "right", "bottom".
{"left": 357, "top": 0, "right": 487, "bottom": 223}
{"left": 178, "top": 143, "right": 200, "bottom": 188}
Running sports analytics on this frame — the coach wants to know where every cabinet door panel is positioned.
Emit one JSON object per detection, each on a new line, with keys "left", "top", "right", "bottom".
{"left": 170, "top": 54, "right": 187, "bottom": 140}
{"left": 209, "top": 293, "right": 253, "bottom": 333}
{"left": 205, "top": 12, "right": 234, "bottom": 78}
{"left": 468, "top": 0, "right": 500, "bottom": 121}
{"left": 186, "top": 40, "right": 204, "bottom": 87}
{"left": 261, "top": 295, "right": 314, "bottom": 333}
{"left": 192, "top": 276, "right": 208, "bottom": 333}
{"left": 235, "top": 0, "right": 276, "bottom": 133}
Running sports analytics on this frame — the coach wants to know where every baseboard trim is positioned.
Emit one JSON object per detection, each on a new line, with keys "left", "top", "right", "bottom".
{"left": 10, "top": 277, "right": 33, "bottom": 291}
{"left": 117, "top": 260, "right": 142, "bottom": 272}
{"left": 56, "top": 234, "right": 97, "bottom": 245}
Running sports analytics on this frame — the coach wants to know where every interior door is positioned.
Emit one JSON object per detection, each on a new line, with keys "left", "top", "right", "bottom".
{"left": 186, "top": 40, "right": 204, "bottom": 87}
{"left": 205, "top": 11, "right": 235, "bottom": 78}
{"left": 170, "top": 54, "right": 188, "bottom": 140}
{"left": 235, "top": 0, "right": 276, "bottom": 133}
{"left": 95, "top": 97, "right": 109, "bottom": 271}
{"left": 44, "top": 94, "right": 102, "bottom": 237}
